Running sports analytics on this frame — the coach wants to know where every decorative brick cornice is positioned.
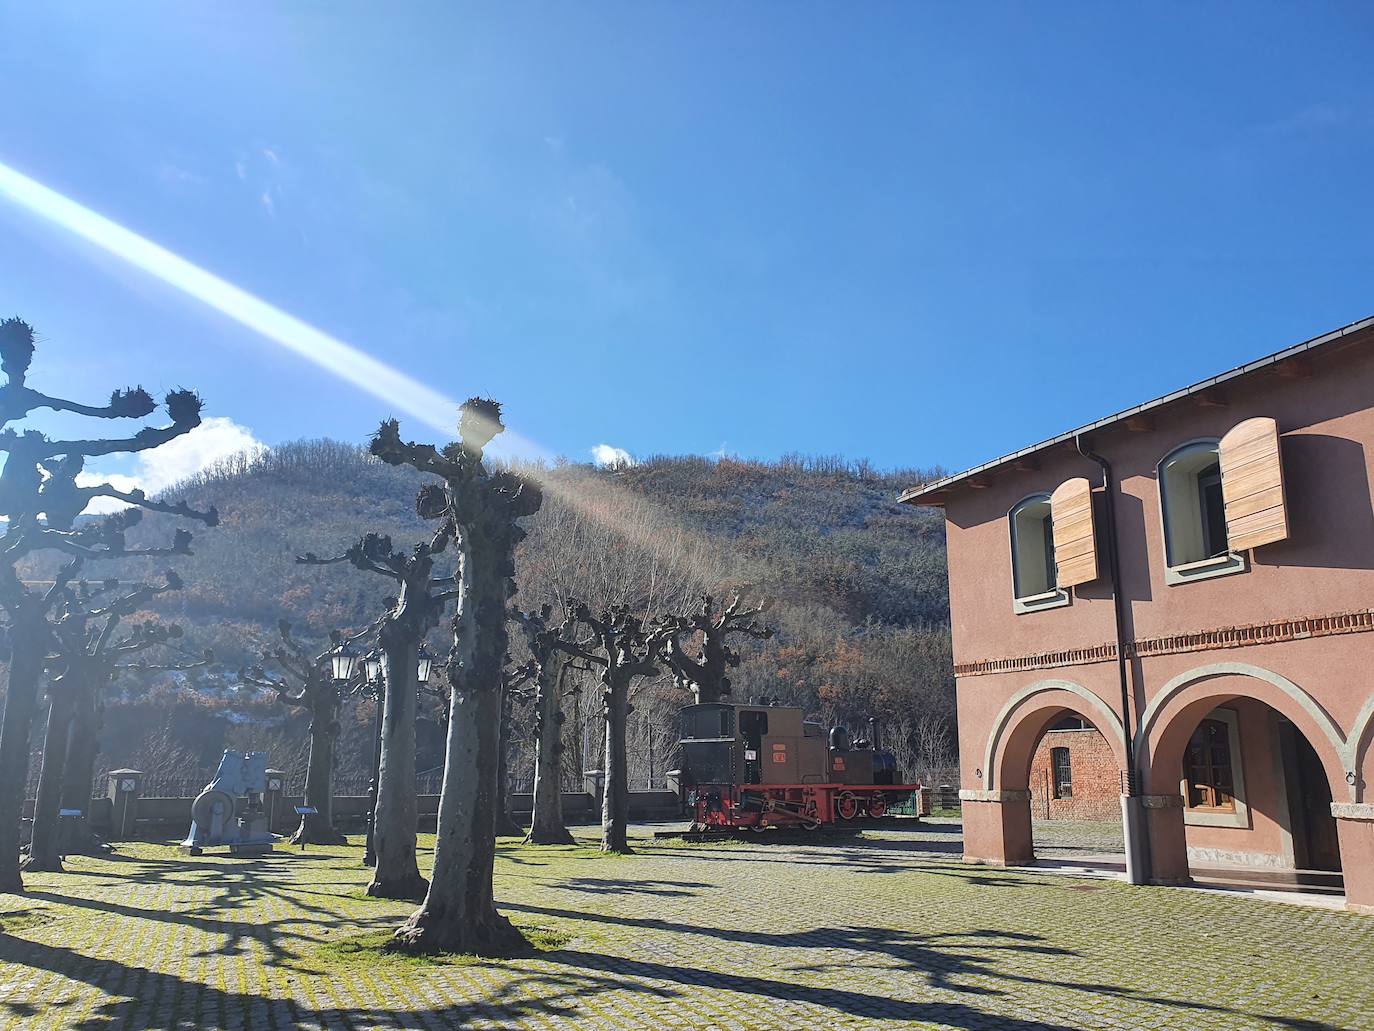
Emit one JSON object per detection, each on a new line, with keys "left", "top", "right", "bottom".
{"left": 954, "top": 607, "right": 1374, "bottom": 678}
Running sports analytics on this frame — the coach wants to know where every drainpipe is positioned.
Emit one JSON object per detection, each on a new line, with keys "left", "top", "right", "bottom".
{"left": 1075, "top": 433, "right": 1151, "bottom": 885}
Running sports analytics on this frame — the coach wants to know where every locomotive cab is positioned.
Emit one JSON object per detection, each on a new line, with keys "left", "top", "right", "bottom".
{"left": 678, "top": 702, "right": 831, "bottom": 789}
{"left": 678, "top": 703, "right": 737, "bottom": 791}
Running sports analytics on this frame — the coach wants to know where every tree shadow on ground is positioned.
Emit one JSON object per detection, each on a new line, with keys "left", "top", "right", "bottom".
{"left": 504, "top": 900, "right": 1341, "bottom": 1029}
{"left": 0, "top": 898, "right": 1347, "bottom": 1031}
{"left": 555, "top": 876, "right": 710, "bottom": 897}
{"left": 21, "top": 887, "right": 389, "bottom": 973}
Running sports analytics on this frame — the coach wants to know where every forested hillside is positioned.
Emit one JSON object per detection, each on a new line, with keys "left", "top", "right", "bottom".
{"left": 17, "top": 441, "right": 956, "bottom": 792}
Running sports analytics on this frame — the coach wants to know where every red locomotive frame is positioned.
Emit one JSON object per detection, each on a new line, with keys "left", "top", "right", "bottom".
{"left": 689, "top": 781, "right": 922, "bottom": 831}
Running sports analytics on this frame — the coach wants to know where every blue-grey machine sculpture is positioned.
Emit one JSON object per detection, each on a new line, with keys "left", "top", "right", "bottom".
{"left": 181, "top": 750, "right": 276, "bottom": 855}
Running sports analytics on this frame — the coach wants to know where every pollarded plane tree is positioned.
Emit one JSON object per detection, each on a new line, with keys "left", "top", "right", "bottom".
{"left": 240, "top": 621, "right": 372, "bottom": 846}
{"left": 494, "top": 656, "right": 537, "bottom": 838}
{"left": 26, "top": 571, "right": 213, "bottom": 872}
{"left": 509, "top": 605, "right": 583, "bottom": 845}
{"left": 661, "top": 592, "right": 774, "bottom": 706}
{"left": 73, "top": 631, "right": 215, "bottom": 845}
{"left": 562, "top": 603, "right": 675, "bottom": 855}
{"left": 369, "top": 397, "right": 542, "bottom": 956}
{"left": 0, "top": 316, "right": 215, "bottom": 894}
{"left": 297, "top": 529, "right": 460, "bottom": 900}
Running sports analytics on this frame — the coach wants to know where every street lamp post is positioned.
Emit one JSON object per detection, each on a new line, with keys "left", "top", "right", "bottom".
{"left": 362, "top": 650, "right": 384, "bottom": 868}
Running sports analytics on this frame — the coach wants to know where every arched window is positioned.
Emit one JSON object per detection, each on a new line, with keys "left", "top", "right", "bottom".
{"left": 1009, "top": 494, "right": 1068, "bottom": 613}
{"left": 1158, "top": 440, "right": 1245, "bottom": 584}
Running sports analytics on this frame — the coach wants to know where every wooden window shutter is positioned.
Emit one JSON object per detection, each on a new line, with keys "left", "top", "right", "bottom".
{"left": 1219, "top": 417, "right": 1289, "bottom": 551}
{"left": 1050, "top": 477, "right": 1098, "bottom": 588}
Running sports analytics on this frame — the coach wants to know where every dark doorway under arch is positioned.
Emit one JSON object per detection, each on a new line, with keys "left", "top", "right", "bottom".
{"left": 1277, "top": 717, "right": 1341, "bottom": 873}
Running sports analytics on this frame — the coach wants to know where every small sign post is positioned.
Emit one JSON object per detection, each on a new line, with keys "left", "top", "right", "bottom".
{"left": 293, "top": 806, "right": 318, "bottom": 851}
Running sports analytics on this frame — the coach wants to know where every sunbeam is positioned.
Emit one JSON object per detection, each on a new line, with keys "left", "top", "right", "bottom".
{"left": 0, "top": 159, "right": 737, "bottom": 588}
{"left": 0, "top": 159, "right": 548, "bottom": 458}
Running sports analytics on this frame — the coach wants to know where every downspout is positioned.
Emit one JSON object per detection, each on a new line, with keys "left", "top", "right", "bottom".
{"left": 1075, "top": 433, "right": 1151, "bottom": 884}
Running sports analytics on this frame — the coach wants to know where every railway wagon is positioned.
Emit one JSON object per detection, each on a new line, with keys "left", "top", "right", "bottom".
{"left": 677, "top": 701, "right": 923, "bottom": 831}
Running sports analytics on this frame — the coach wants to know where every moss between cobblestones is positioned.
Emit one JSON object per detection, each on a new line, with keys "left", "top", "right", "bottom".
{"left": 316, "top": 924, "right": 573, "bottom": 971}
{"left": 0, "top": 908, "right": 49, "bottom": 934}
{"left": 2, "top": 825, "right": 1372, "bottom": 1029}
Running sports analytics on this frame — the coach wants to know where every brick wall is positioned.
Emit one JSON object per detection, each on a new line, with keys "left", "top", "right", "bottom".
{"left": 1028, "top": 727, "right": 1120, "bottom": 821}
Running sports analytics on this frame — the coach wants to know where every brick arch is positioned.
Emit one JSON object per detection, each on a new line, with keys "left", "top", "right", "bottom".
{"left": 1135, "top": 662, "right": 1351, "bottom": 800}
{"left": 983, "top": 680, "right": 1126, "bottom": 791}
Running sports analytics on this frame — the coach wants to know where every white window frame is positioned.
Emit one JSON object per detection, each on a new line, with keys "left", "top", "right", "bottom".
{"left": 1156, "top": 439, "right": 1248, "bottom": 586}
{"left": 1008, "top": 493, "right": 1069, "bottom": 614}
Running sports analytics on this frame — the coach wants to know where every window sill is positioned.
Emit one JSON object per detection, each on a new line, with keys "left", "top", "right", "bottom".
{"left": 1012, "top": 588, "right": 1070, "bottom": 615}
{"left": 1164, "top": 551, "right": 1248, "bottom": 587}
{"left": 1183, "top": 805, "right": 1249, "bottom": 829}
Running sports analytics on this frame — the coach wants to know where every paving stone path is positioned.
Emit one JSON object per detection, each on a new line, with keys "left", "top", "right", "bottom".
{"left": 1, "top": 821, "right": 1370, "bottom": 1029}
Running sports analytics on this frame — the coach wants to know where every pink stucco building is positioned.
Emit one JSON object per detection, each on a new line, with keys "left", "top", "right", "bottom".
{"left": 902, "top": 315, "right": 1374, "bottom": 912}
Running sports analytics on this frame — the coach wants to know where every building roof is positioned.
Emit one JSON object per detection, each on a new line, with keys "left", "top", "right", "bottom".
{"left": 899, "top": 314, "right": 1374, "bottom": 506}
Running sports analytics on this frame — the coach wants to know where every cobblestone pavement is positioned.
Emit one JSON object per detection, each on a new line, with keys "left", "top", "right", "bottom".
{"left": 1029, "top": 819, "right": 1125, "bottom": 857}
{"left": 1, "top": 821, "right": 1371, "bottom": 1030}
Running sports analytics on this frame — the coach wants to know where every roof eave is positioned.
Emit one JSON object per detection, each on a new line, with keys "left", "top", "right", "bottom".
{"left": 895, "top": 314, "right": 1374, "bottom": 506}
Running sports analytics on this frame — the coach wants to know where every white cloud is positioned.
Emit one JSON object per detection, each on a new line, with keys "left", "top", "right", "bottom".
{"left": 77, "top": 417, "right": 266, "bottom": 515}
{"left": 590, "top": 443, "right": 635, "bottom": 469}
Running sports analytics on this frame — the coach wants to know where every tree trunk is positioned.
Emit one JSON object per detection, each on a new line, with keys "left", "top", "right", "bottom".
{"left": 368, "top": 637, "right": 428, "bottom": 901}
{"left": 292, "top": 700, "right": 345, "bottom": 846}
{"left": 0, "top": 611, "right": 48, "bottom": 894}
{"left": 527, "top": 659, "right": 573, "bottom": 845}
{"left": 59, "top": 682, "right": 102, "bottom": 855}
{"left": 494, "top": 687, "right": 524, "bottom": 837}
{"left": 601, "top": 677, "right": 631, "bottom": 854}
{"left": 23, "top": 683, "right": 76, "bottom": 872}
{"left": 388, "top": 532, "right": 524, "bottom": 956}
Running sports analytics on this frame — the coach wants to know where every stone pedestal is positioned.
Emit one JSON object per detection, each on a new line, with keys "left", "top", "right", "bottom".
{"left": 1141, "top": 793, "right": 1190, "bottom": 885}
{"left": 1332, "top": 802, "right": 1374, "bottom": 913}
{"left": 958, "top": 789, "right": 1032, "bottom": 865}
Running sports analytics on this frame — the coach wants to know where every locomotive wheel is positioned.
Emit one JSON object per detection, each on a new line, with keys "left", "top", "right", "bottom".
{"left": 867, "top": 795, "right": 888, "bottom": 819}
{"left": 836, "top": 792, "right": 860, "bottom": 821}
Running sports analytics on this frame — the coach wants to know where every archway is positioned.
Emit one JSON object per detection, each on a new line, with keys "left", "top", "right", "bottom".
{"left": 1140, "top": 669, "right": 1347, "bottom": 895}
{"left": 963, "top": 681, "right": 1126, "bottom": 868}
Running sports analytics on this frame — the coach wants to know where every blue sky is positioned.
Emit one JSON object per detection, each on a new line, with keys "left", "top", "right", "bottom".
{"left": 0, "top": 3, "right": 1371, "bottom": 489}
